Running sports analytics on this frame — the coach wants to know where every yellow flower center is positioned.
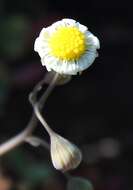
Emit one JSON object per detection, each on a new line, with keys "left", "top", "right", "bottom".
{"left": 48, "top": 26, "right": 86, "bottom": 61}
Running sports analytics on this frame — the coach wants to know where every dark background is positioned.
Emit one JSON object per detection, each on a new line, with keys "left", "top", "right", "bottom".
{"left": 0, "top": 0, "right": 133, "bottom": 189}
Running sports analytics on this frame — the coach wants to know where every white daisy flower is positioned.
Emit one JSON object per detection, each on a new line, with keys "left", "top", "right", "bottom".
{"left": 34, "top": 18, "right": 100, "bottom": 75}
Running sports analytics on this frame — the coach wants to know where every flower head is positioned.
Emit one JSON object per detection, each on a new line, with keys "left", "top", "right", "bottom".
{"left": 34, "top": 18, "right": 100, "bottom": 75}
{"left": 50, "top": 132, "right": 82, "bottom": 172}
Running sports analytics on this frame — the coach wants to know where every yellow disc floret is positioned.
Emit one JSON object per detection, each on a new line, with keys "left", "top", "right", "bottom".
{"left": 48, "top": 26, "right": 86, "bottom": 61}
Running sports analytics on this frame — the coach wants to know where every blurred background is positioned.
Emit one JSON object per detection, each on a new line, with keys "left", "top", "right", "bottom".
{"left": 0, "top": 0, "right": 133, "bottom": 189}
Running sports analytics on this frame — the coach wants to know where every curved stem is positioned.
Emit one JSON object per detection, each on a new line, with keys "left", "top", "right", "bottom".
{"left": 33, "top": 73, "right": 59, "bottom": 136}
{"left": 34, "top": 104, "right": 54, "bottom": 135}
{"left": 0, "top": 72, "right": 58, "bottom": 156}
{"left": 39, "top": 73, "right": 59, "bottom": 109}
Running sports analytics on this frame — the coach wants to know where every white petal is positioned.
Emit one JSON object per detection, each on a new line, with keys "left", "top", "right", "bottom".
{"left": 85, "top": 33, "right": 100, "bottom": 49}
{"left": 57, "top": 60, "right": 68, "bottom": 74}
{"left": 76, "top": 22, "right": 88, "bottom": 32}
{"left": 78, "top": 50, "right": 97, "bottom": 71}
{"left": 44, "top": 64, "right": 52, "bottom": 71}
{"left": 52, "top": 60, "right": 63, "bottom": 73}
{"left": 50, "top": 19, "right": 76, "bottom": 33}
{"left": 86, "top": 51, "right": 97, "bottom": 65}
{"left": 62, "top": 19, "right": 76, "bottom": 26}
{"left": 51, "top": 21, "right": 63, "bottom": 31}
{"left": 39, "top": 28, "right": 47, "bottom": 38}
{"left": 43, "top": 56, "right": 79, "bottom": 75}
{"left": 35, "top": 45, "right": 49, "bottom": 58}
{"left": 93, "top": 36, "right": 100, "bottom": 49}
{"left": 34, "top": 37, "right": 40, "bottom": 52}
{"left": 34, "top": 38, "right": 45, "bottom": 58}
{"left": 64, "top": 61, "right": 78, "bottom": 75}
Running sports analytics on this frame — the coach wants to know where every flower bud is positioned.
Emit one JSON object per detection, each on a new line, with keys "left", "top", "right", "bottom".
{"left": 50, "top": 133, "right": 82, "bottom": 172}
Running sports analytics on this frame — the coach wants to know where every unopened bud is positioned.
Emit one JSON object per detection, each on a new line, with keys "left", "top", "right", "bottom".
{"left": 50, "top": 133, "right": 82, "bottom": 172}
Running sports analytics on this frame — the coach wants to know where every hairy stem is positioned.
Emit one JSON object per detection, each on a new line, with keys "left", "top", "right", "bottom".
{"left": 0, "top": 72, "right": 58, "bottom": 156}
{"left": 33, "top": 73, "right": 59, "bottom": 136}
{"left": 34, "top": 104, "right": 54, "bottom": 135}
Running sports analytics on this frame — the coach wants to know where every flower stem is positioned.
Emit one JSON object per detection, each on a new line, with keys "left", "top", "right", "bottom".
{"left": 33, "top": 72, "right": 59, "bottom": 136}
{"left": 34, "top": 104, "right": 54, "bottom": 135}
{"left": 0, "top": 72, "right": 58, "bottom": 156}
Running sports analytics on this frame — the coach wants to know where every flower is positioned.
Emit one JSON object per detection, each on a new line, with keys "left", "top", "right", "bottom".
{"left": 34, "top": 19, "right": 100, "bottom": 75}
{"left": 50, "top": 132, "right": 82, "bottom": 172}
